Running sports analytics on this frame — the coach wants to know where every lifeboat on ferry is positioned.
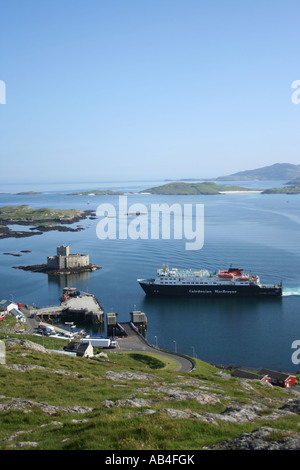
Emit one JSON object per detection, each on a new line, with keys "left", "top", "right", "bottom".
{"left": 228, "top": 268, "right": 243, "bottom": 276}
{"left": 218, "top": 270, "right": 234, "bottom": 279}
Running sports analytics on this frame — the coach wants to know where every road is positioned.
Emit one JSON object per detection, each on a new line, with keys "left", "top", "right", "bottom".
{"left": 116, "top": 322, "right": 195, "bottom": 373}
{"left": 20, "top": 307, "right": 195, "bottom": 373}
{"left": 20, "top": 305, "right": 38, "bottom": 334}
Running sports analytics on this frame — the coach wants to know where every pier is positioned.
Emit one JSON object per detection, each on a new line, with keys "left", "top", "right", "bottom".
{"left": 30, "top": 292, "right": 104, "bottom": 325}
{"left": 106, "top": 310, "right": 147, "bottom": 337}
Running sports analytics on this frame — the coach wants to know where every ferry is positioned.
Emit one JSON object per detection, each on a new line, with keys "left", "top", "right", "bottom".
{"left": 137, "top": 265, "right": 282, "bottom": 297}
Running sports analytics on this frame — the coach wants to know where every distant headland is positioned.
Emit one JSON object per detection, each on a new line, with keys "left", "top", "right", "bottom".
{"left": 144, "top": 163, "right": 300, "bottom": 194}
{"left": 65, "top": 163, "right": 300, "bottom": 195}
{"left": 214, "top": 163, "right": 300, "bottom": 182}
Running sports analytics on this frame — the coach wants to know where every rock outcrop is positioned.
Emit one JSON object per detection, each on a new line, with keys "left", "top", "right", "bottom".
{"left": 204, "top": 427, "right": 300, "bottom": 450}
{"left": 0, "top": 397, "right": 92, "bottom": 415}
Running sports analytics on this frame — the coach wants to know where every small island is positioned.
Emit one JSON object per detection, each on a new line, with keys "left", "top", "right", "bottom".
{"left": 13, "top": 244, "right": 101, "bottom": 275}
{"left": 68, "top": 189, "right": 124, "bottom": 196}
{"left": 141, "top": 182, "right": 257, "bottom": 195}
{"left": 16, "top": 191, "right": 42, "bottom": 195}
{"left": 0, "top": 205, "right": 96, "bottom": 239}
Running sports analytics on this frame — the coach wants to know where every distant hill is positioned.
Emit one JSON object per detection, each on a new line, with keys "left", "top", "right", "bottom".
{"left": 142, "top": 182, "right": 254, "bottom": 195}
{"left": 263, "top": 186, "right": 300, "bottom": 194}
{"left": 216, "top": 163, "right": 300, "bottom": 181}
{"left": 286, "top": 177, "right": 300, "bottom": 185}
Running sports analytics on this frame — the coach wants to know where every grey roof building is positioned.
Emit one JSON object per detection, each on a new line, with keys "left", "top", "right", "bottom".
{"left": 0, "top": 300, "right": 17, "bottom": 311}
{"left": 64, "top": 341, "right": 93, "bottom": 358}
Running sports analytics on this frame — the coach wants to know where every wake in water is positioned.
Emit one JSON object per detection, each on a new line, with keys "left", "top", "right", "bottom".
{"left": 283, "top": 287, "right": 300, "bottom": 296}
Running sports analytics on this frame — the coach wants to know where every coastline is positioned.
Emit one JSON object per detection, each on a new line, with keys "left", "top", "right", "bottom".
{"left": 219, "top": 190, "right": 263, "bottom": 194}
{"left": 12, "top": 263, "right": 101, "bottom": 275}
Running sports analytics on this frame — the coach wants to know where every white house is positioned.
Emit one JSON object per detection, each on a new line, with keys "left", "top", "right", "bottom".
{"left": 0, "top": 300, "right": 18, "bottom": 313}
{"left": 0, "top": 300, "right": 25, "bottom": 322}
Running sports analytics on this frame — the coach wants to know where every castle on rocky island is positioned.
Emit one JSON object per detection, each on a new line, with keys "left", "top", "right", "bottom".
{"left": 13, "top": 245, "right": 100, "bottom": 275}
{"left": 47, "top": 245, "right": 90, "bottom": 271}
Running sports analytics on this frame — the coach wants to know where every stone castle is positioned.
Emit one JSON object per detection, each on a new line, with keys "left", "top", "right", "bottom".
{"left": 47, "top": 245, "right": 90, "bottom": 271}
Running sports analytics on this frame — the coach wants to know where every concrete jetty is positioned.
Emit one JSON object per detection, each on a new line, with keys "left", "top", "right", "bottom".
{"left": 30, "top": 291, "right": 104, "bottom": 325}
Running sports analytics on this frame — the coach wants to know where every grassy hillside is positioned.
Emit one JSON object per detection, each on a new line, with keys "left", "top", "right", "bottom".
{"left": 142, "top": 182, "right": 253, "bottom": 195}
{"left": 0, "top": 326, "right": 299, "bottom": 451}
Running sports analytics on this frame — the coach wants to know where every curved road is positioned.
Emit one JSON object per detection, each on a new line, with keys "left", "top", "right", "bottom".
{"left": 116, "top": 323, "right": 194, "bottom": 373}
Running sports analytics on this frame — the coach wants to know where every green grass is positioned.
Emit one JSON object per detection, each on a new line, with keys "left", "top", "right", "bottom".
{"left": 0, "top": 332, "right": 299, "bottom": 450}
{"left": 0, "top": 314, "right": 17, "bottom": 332}
{"left": 0, "top": 205, "right": 82, "bottom": 224}
{"left": 129, "top": 352, "right": 169, "bottom": 369}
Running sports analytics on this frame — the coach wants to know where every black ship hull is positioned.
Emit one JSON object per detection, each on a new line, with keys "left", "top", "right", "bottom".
{"left": 139, "top": 281, "right": 282, "bottom": 297}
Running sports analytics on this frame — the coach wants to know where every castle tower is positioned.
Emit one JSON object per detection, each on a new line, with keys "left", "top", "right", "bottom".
{"left": 57, "top": 245, "right": 70, "bottom": 257}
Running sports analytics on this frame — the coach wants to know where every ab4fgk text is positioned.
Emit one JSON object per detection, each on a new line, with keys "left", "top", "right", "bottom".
{"left": 105, "top": 454, "right": 195, "bottom": 466}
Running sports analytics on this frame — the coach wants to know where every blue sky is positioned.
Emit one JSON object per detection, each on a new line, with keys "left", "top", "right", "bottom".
{"left": 1, "top": 0, "right": 300, "bottom": 183}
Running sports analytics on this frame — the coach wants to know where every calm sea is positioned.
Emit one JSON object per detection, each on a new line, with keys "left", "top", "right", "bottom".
{"left": 0, "top": 179, "right": 300, "bottom": 372}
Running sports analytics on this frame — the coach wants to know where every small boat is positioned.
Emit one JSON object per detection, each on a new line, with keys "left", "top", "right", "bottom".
{"left": 218, "top": 270, "right": 234, "bottom": 279}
